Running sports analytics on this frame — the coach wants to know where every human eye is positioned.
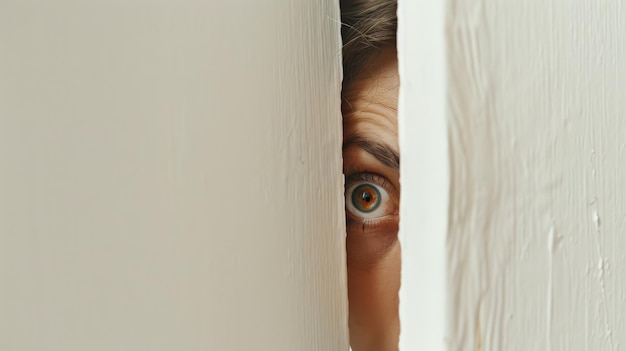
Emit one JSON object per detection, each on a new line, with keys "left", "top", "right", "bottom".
{"left": 344, "top": 172, "right": 397, "bottom": 224}
{"left": 343, "top": 171, "right": 399, "bottom": 264}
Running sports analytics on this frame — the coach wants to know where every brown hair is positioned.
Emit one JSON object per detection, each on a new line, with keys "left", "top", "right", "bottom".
{"left": 340, "top": 0, "right": 398, "bottom": 87}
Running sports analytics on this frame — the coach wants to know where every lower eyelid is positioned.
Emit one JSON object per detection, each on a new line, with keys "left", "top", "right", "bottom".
{"left": 345, "top": 216, "right": 399, "bottom": 266}
{"left": 345, "top": 213, "right": 398, "bottom": 230}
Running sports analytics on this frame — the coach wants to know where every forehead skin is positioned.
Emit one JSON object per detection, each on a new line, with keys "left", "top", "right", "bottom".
{"left": 343, "top": 48, "right": 399, "bottom": 184}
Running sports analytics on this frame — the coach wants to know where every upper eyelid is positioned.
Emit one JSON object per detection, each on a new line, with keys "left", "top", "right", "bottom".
{"left": 344, "top": 171, "right": 392, "bottom": 191}
{"left": 345, "top": 169, "right": 376, "bottom": 183}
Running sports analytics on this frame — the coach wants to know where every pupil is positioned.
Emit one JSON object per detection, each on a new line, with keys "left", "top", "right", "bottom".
{"left": 361, "top": 192, "right": 372, "bottom": 203}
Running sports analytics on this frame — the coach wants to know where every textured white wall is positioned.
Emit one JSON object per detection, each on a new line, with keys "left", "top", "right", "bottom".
{"left": 446, "top": 0, "right": 626, "bottom": 350}
{"left": 400, "top": 0, "right": 626, "bottom": 350}
{"left": 0, "top": 1, "right": 348, "bottom": 350}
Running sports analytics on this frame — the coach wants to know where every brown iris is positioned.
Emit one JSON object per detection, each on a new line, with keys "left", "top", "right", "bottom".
{"left": 351, "top": 184, "right": 381, "bottom": 213}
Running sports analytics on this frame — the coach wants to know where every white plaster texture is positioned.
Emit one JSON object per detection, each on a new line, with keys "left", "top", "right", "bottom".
{"left": 447, "top": 0, "right": 626, "bottom": 350}
{"left": 0, "top": 1, "right": 348, "bottom": 350}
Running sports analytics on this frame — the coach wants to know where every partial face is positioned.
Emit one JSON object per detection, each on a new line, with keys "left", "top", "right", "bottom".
{"left": 342, "top": 48, "right": 400, "bottom": 351}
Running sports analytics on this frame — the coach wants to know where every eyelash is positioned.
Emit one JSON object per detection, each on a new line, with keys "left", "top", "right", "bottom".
{"left": 345, "top": 170, "right": 387, "bottom": 187}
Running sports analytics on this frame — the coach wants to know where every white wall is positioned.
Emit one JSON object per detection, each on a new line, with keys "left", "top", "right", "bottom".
{"left": 447, "top": 0, "right": 626, "bottom": 349}
{"left": 0, "top": 1, "right": 348, "bottom": 350}
{"left": 397, "top": 1, "right": 449, "bottom": 351}
{"left": 400, "top": 0, "right": 626, "bottom": 350}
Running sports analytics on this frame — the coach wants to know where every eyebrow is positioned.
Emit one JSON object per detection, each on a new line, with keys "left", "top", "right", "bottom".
{"left": 343, "top": 135, "right": 400, "bottom": 170}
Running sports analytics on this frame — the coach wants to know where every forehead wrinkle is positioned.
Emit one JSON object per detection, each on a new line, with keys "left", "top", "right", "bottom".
{"left": 344, "top": 109, "right": 395, "bottom": 127}
{"left": 343, "top": 81, "right": 398, "bottom": 113}
{"left": 344, "top": 97, "right": 397, "bottom": 118}
{"left": 343, "top": 97, "right": 398, "bottom": 132}
{"left": 341, "top": 48, "right": 399, "bottom": 171}
{"left": 343, "top": 107, "right": 398, "bottom": 147}
{"left": 344, "top": 121, "right": 398, "bottom": 150}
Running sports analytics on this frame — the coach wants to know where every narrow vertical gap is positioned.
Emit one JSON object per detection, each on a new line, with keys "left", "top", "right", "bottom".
{"left": 340, "top": 1, "right": 403, "bottom": 350}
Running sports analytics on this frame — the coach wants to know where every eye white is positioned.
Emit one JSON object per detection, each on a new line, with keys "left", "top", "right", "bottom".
{"left": 345, "top": 182, "right": 391, "bottom": 219}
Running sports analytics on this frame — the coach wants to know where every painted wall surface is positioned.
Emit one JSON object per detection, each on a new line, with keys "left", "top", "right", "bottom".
{"left": 446, "top": 0, "right": 626, "bottom": 350}
{"left": 397, "top": 1, "right": 449, "bottom": 351}
{"left": 0, "top": 1, "right": 348, "bottom": 350}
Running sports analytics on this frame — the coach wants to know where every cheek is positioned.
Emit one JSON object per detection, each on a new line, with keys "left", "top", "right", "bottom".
{"left": 346, "top": 219, "right": 398, "bottom": 267}
{"left": 346, "top": 234, "right": 401, "bottom": 336}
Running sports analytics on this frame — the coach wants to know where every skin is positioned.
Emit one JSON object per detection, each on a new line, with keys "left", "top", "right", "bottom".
{"left": 343, "top": 48, "right": 400, "bottom": 351}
